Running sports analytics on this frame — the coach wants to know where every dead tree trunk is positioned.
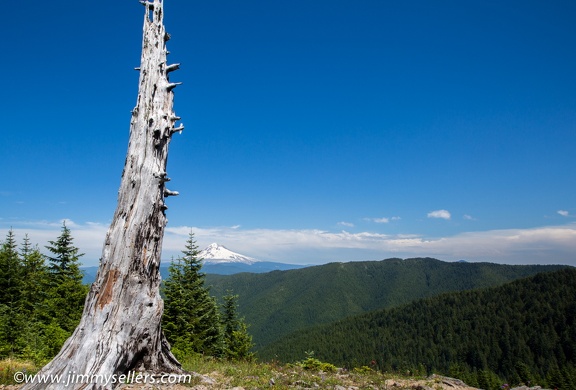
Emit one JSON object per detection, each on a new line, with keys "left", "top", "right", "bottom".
{"left": 24, "top": 1, "right": 184, "bottom": 388}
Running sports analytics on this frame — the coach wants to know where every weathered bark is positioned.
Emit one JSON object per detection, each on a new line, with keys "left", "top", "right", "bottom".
{"left": 24, "top": 1, "right": 184, "bottom": 388}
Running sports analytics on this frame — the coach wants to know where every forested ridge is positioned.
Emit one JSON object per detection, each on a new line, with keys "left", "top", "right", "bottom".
{"left": 206, "top": 258, "right": 568, "bottom": 349}
{"left": 259, "top": 268, "right": 576, "bottom": 389}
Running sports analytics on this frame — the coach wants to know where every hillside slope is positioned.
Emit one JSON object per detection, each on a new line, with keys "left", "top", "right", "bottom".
{"left": 259, "top": 268, "right": 576, "bottom": 389}
{"left": 205, "top": 258, "right": 568, "bottom": 348}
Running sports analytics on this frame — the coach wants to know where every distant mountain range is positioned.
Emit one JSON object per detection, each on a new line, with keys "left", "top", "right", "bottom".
{"left": 81, "top": 243, "right": 304, "bottom": 283}
{"left": 204, "top": 258, "right": 570, "bottom": 349}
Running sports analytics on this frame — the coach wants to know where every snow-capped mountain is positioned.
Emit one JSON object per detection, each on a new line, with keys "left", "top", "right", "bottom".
{"left": 82, "top": 244, "right": 305, "bottom": 283}
{"left": 80, "top": 244, "right": 308, "bottom": 282}
{"left": 198, "top": 243, "right": 258, "bottom": 265}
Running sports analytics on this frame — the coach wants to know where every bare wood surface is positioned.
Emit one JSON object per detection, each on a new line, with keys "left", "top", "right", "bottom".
{"left": 23, "top": 1, "right": 184, "bottom": 388}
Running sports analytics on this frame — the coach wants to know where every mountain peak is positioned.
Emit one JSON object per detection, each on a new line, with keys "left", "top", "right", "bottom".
{"left": 199, "top": 243, "right": 258, "bottom": 265}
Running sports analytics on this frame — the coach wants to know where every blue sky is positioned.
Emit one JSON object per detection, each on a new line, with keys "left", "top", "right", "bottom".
{"left": 1, "top": 0, "right": 575, "bottom": 266}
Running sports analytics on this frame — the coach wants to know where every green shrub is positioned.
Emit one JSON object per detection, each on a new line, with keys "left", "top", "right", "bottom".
{"left": 297, "top": 356, "right": 337, "bottom": 373}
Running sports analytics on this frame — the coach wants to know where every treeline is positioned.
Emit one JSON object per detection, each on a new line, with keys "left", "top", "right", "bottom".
{"left": 260, "top": 268, "right": 576, "bottom": 389}
{"left": 0, "top": 228, "right": 253, "bottom": 364}
{"left": 0, "top": 224, "right": 88, "bottom": 362}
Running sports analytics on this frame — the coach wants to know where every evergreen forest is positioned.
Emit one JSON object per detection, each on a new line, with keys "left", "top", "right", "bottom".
{"left": 205, "top": 259, "right": 568, "bottom": 349}
{"left": 259, "top": 268, "right": 576, "bottom": 389}
{"left": 0, "top": 228, "right": 252, "bottom": 365}
{"left": 161, "top": 231, "right": 254, "bottom": 360}
{"left": 0, "top": 225, "right": 88, "bottom": 361}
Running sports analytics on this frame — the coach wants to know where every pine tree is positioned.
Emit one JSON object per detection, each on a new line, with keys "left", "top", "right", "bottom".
{"left": 44, "top": 222, "right": 89, "bottom": 333}
{"left": 162, "top": 231, "right": 223, "bottom": 357}
{"left": 19, "top": 235, "right": 49, "bottom": 317}
{"left": 46, "top": 222, "right": 84, "bottom": 283}
{"left": 0, "top": 229, "right": 24, "bottom": 356}
{"left": 221, "top": 292, "right": 254, "bottom": 361}
{"left": 0, "top": 229, "right": 21, "bottom": 305}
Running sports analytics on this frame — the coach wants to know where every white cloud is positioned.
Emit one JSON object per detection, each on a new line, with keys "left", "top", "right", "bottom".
{"left": 463, "top": 214, "right": 475, "bottom": 220}
{"left": 427, "top": 210, "right": 451, "bottom": 220}
{"left": 558, "top": 210, "right": 569, "bottom": 217}
{"left": 337, "top": 221, "right": 355, "bottom": 227}
{"left": 2, "top": 219, "right": 575, "bottom": 267}
{"left": 0, "top": 220, "right": 109, "bottom": 264}
{"left": 164, "top": 223, "right": 576, "bottom": 266}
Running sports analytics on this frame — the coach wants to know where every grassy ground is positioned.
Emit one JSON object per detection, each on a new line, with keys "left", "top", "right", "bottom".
{"left": 179, "top": 355, "right": 392, "bottom": 389}
{"left": 0, "top": 356, "right": 479, "bottom": 389}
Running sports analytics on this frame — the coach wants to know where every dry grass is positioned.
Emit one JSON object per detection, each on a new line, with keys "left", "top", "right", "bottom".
{"left": 0, "top": 357, "right": 480, "bottom": 389}
{"left": 0, "top": 358, "right": 38, "bottom": 386}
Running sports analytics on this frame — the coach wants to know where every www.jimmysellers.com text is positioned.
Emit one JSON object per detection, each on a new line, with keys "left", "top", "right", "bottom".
{"left": 14, "top": 370, "right": 193, "bottom": 387}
